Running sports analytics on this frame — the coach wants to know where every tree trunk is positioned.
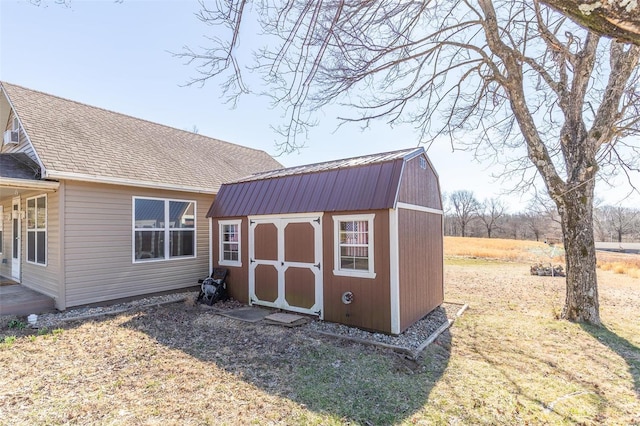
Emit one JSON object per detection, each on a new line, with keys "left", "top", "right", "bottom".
{"left": 559, "top": 183, "right": 601, "bottom": 324}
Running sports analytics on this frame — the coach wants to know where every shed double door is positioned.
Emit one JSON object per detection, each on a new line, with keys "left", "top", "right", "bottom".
{"left": 248, "top": 214, "right": 323, "bottom": 318}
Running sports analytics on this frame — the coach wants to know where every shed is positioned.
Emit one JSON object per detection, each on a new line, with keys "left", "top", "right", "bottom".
{"left": 206, "top": 147, "right": 443, "bottom": 335}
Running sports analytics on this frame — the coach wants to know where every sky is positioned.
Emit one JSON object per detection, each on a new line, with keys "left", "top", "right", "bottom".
{"left": 1, "top": 0, "right": 638, "bottom": 212}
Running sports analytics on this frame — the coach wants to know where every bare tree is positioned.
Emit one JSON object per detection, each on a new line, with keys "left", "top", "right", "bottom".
{"left": 181, "top": 1, "right": 640, "bottom": 324}
{"left": 479, "top": 198, "right": 506, "bottom": 238}
{"left": 541, "top": 0, "right": 640, "bottom": 45}
{"left": 524, "top": 211, "right": 544, "bottom": 243}
{"left": 449, "top": 190, "right": 480, "bottom": 237}
{"left": 598, "top": 205, "right": 640, "bottom": 242}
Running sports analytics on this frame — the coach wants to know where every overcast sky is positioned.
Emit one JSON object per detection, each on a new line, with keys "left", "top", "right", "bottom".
{"left": 1, "top": 0, "right": 638, "bottom": 211}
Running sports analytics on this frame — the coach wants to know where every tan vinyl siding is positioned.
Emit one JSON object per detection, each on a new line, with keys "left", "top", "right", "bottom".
{"left": 21, "top": 191, "right": 60, "bottom": 299}
{"left": 1, "top": 111, "right": 40, "bottom": 164}
{"left": 63, "top": 181, "right": 211, "bottom": 307}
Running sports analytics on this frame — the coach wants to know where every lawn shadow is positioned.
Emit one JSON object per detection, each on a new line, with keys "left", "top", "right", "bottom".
{"left": 580, "top": 322, "right": 640, "bottom": 397}
{"left": 120, "top": 303, "right": 452, "bottom": 425}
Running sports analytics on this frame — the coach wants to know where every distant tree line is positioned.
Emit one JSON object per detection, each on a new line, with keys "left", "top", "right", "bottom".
{"left": 444, "top": 190, "right": 640, "bottom": 243}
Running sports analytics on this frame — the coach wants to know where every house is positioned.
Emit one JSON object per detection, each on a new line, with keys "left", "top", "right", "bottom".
{"left": 0, "top": 82, "right": 281, "bottom": 311}
{"left": 207, "top": 147, "right": 444, "bottom": 335}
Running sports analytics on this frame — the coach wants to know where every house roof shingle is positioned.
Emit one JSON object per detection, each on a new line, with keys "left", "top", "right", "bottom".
{"left": 1, "top": 82, "right": 282, "bottom": 192}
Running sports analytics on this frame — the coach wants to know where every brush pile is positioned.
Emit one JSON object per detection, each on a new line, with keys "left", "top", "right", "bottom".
{"left": 530, "top": 263, "right": 565, "bottom": 277}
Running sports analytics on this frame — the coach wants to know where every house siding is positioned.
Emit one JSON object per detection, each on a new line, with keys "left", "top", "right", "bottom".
{"left": 0, "top": 193, "right": 60, "bottom": 299}
{"left": 21, "top": 190, "right": 61, "bottom": 300}
{"left": 2, "top": 110, "right": 40, "bottom": 165}
{"left": 63, "top": 181, "right": 211, "bottom": 307}
{"left": 322, "top": 209, "right": 392, "bottom": 334}
{"left": 398, "top": 208, "right": 444, "bottom": 332}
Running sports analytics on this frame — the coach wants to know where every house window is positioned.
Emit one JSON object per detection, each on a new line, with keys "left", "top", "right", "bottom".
{"left": 219, "top": 219, "right": 241, "bottom": 266}
{"left": 27, "top": 195, "right": 47, "bottom": 265}
{"left": 133, "top": 197, "right": 196, "bottom": 262}
{"left": 333, "top": 214, "right": 376, "bottom": 279}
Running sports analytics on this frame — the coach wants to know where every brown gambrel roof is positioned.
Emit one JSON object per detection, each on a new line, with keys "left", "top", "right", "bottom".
{"left": 1, "top": 82, "right": 281, "bottom": 192}
{"left": 208, "top": 147, "right": 425, "bottom": 217}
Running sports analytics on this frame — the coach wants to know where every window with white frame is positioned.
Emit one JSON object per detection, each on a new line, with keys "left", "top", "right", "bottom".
{"left": 219, "top": 219, "right": 241, "bottom": 266}
{"left": 27, "top": 195, "right": 47, "bottom": 265}
{"left": 333, "top": 214, "right": 375, "bottom": 278}
{"left": 133, "top": 197, "right": 196, "bottom": 262}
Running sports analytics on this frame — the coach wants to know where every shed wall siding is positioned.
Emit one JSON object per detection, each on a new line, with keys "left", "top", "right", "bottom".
{"left": 21, "top": 190, "right": 60, "bottom": 299}
{"left": 63, "top": 181, "right": 211, "bottom": 307}
{"left": 322, "top": 209, "right": 392, "bottom": 334}
{"left": 212, "top": 217, "right": 249, "bottom": 303}
{"left": 397, "top": 154, "right": 442, "bottom": 210}
{"left": 398, "top": 208, "right": 444, "bottom": 332}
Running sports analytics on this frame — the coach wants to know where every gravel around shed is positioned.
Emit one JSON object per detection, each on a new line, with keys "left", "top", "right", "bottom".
{"left": 4, "top": 291, "right": 464, "bottom": 359}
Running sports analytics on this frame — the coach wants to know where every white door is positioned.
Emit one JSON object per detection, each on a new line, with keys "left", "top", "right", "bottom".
{"left": 248, "top": 214, "right": 323, "bottom": 318}
{"left": 11, "top": 197, "right": 21, "bottom": 282}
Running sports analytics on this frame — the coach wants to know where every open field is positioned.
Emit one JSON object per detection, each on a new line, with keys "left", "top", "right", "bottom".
{"left": 1, "top": 238, "right": 639, "bottom": 425}
{"left": 447, "top": 235, "right": 640, "bottom": 278}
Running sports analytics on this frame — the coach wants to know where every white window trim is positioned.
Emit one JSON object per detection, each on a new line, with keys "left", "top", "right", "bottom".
{"left": 26, "top": 194, "right": 47, "bottom": 267}
{"left": 332, "top": 213, "right": 376, "bottom": 279}
{"left": 218, "top": 219, "right": 242, "bottom": 267}
{"left": 132, "top": 196, "right": 197, "bottom": 263}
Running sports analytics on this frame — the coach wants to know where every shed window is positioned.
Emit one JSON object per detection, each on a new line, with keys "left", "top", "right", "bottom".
{"left": 333, "top": 214, "right": 376, "bottom": 279}
{"left": 419, "top": 156, "right": 427, "bottom": 169}
{"left": 27, "top": 195, "right": 47, "bottom": 265}
{"left": 133, "top": 197, "right": 196, "bottom": 262}
{"left": 219, "top": 220, "right": 241, "bottom": 266}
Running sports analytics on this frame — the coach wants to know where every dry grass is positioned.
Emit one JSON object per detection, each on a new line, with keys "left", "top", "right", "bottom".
{"left": 446, "top": 236, "right": 640, "bottom": 279}
{"left": 1, "top": 238, "right": 639, "bottom": 425}
{"left": 445, "top": 236, "right": 565, "bottom": 264}
{"left": 597, "top": 251, "right": 640, "bottom": 278}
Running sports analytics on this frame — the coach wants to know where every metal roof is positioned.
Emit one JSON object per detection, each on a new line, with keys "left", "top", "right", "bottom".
{"left": 207, "top": 147, "right": 424, "bottom": 217}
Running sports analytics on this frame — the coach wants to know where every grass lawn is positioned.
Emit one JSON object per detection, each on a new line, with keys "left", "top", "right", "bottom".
{"left": 1, "top": 237, "right": 639, "bottom": 425}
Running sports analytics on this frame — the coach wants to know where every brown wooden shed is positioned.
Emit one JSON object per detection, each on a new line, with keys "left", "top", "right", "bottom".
{"left": 206, "top": 147, "right": 443, "bottom": 334}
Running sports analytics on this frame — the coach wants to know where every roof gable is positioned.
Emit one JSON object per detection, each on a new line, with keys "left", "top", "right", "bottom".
{"left": 208, "top": 147, "right": 425, "bottom": 217}
{"left": 1, "top": 82, "right": 282, "bottom": 192}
